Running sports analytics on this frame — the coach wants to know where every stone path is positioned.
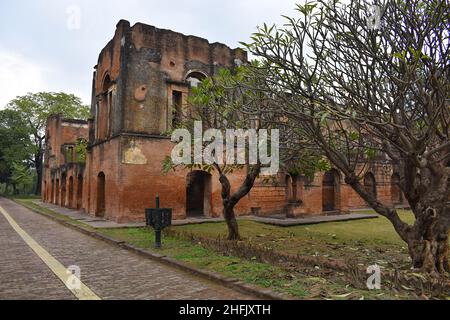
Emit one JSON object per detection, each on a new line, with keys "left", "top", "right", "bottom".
{"left": 35, "top": 200, "right": 378, "bottom": 229}
{"left": 0, "top": 198, "right": 255, "bottom": 300}
{"left": 249, "top": 213, "right": 379, "bottom": 227}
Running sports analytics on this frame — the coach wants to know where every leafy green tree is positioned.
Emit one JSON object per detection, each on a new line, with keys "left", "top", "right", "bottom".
{"left": 0, "top": 109, "right": 33, "bottom": 194}
{"left": 10, "top": 162, "right": 34, "bottom": 195}
{"left": 6, "top": 92, "right": 90, "bottom": 195}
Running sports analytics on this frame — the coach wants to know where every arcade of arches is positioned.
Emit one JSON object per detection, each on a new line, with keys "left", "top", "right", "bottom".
{"left": 41, "top": 20, "right": 408, "bottom": 223}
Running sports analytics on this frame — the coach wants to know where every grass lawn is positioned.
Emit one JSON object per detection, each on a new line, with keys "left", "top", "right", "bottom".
{"left": 14, "top": 198, "right": 446, "bottom": 300}
{"left": 175, "top": 211, "right": 417, "bottom": 271}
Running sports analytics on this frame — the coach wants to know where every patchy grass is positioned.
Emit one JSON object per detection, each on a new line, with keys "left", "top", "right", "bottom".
{"left": 98, "top": 226, "right": 404, "bottom": 300}
{"left": 13, "top": 198, "right": 440, "bottom": 300}
{"left": 7, "top": 195, "right": 41, "bottom": 200}
{"left": 175, "top": 211, "right": 417, "bottom": 271}
{"left": 14, "top": 198, "right": 93, "bottom": 229}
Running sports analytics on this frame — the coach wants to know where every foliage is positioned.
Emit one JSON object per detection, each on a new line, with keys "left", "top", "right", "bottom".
{"left": 75, "top": 138, "right": 88, "bottom": 162}
{"left": 4, "top": 92, "right": 90, "bottom": 194}
{"left": 0, "top": 109, "right": 34, "bottom": 194}
{"left": 10, "top": 162, "right": 35, "bottom": 194}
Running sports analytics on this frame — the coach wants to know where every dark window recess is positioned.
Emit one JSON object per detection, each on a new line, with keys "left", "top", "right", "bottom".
{"left": 172, "top": 91, "right": 183, "bottom": 127}
{"left": 67, "top": 146, "right": 74, "bottom": 162}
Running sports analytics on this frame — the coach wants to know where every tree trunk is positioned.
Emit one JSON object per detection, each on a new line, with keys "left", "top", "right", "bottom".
{"left": 345, "top": 175, "right": 450, "bottom": 274}
{"left": 34, "top": 152, "right": 42, "bottom": 195}
{"left": 217, "top": 164, "right": 261, "bottom": 241}
{"left": 224, "top": 205, "right": 240, "bottom": 240}
{"left": 408, "top": 236, "right": 449, "bottom": 274}
{"left": 407, "top": 207, "right": 450, "bottom": 274}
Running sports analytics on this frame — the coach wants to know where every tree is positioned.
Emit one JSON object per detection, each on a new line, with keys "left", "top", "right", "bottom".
{"left": 244, "top": 0, "right": 449, "bottom": 273}
{"left": 6, "top": 92, "right": 90, "bottom": 195}
{"left": 164, "top": 67, "right": 322, "bottom": 240}
{"left": 0, "top": 109, "right": 34, "bottom": 194}
{"left": 163, "top": 67, "right": 268, "bottom": 240}
{"left": 10, "top": 162, "right": 34, "bottom": 195}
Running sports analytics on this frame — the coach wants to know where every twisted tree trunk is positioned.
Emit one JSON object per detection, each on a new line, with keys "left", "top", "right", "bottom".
{"left": 217, "top": 164, "right": 261, "bottom": 241}
{"left": 407, "top": 207, "right": 449, "bottom": 274}
{"left": 345, "top": 174, "right": 450, "bottom": 274}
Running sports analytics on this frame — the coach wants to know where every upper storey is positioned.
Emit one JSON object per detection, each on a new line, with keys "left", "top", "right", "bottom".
{"left": 90, "top": 20, "right": 248, "bottom": 144}
{"left": 44, "top": 115, "right": 89, "bottom": 170}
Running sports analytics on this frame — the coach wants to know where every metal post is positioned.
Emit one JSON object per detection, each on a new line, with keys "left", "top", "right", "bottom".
{"left": 154, "top": 194, "right": 161, "bottom": 249}
{"left": 155, "top": 229, "right": 162, "bottom": 249}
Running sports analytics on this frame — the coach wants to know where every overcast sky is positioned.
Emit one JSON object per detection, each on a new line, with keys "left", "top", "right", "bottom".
{"left": 0, "top": 0, "right": 302, "bottom": 108}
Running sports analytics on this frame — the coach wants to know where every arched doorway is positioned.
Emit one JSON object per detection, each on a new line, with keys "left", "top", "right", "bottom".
{"left": 364, "top": 173, "right": 377, "bottom": 199}
{"left": 285, "top": 174, "right": 300, "bottom": 203}
{"left": 285, "top": 175, "right": 293, "bottom": 202}
{"left": 186, "top": 171, "right": 212, "bottom": 217}
{"left": 391, "top": 173, "right": 402, "bottom": 204}
{"left": 322, "top": 170, "right": 340, "bottom": 212}
{"left": 61, "top": 174, "right": 67, "bottom": 207}
{"left": 77, "top": 174, "right": 83, "bottom": 210}
{"left": 68, "top": 177, "right": 74, "bottom": 208}
{"left": 96, "top": 172, "right": 106, "bottom": 217}
{"left": 51, "top": 179, "right": 55, "bottom": 204}
{"left": 43, "top": 181, "right": 47, "bottom": 201}
{"left": 55, "top": 179, "right": 61, "bottom": 205}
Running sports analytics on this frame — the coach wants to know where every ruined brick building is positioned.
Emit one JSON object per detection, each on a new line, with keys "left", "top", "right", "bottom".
{"left": 42, "top": 20, "right": 406, "bottom": 223}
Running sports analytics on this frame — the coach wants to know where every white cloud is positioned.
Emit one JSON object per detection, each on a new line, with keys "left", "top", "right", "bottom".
{"left": 0, "top": 0, "right": 304, "bottom": 108}
{"left": 0, "top": 49, "right": 48, "bottom": 108}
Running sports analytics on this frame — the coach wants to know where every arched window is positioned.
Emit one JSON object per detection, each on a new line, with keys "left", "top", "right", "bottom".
{"left": 97, "top": 73, "right": 113, "bottom": 141}
{"left": 102, "top": 74, "right": 112, "bottom": 92}
{"left": 185, "top": 71, "right": 207, "bottom": 88}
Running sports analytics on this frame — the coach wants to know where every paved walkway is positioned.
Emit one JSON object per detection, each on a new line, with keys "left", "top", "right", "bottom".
{"left": 35, "top": 201, "right": 378, "bottom": 229}
{"left": 249, "top": 213, "right": 379, "bottom": 227}
{"left": 0, "top": 198, "right": 255, "bottom": 300}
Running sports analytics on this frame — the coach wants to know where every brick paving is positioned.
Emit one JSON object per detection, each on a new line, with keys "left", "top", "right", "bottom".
{"left": 0, "top": 198, "right": 255, "bottom": 300}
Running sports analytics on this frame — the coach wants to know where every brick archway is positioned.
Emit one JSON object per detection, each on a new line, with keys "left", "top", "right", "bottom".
{"left": 51, "top": 179, "right": 55, "bottom": 204}
{"left": 96, "top": 172, "right": 106, "bottom": 218}
{"left": 364, "top": 172, "right": 377, "bottom": 199}
{"left": 77, "top": 174, "right": 83, "bottom": 210}
{"left": 55, "top": 179, "right": 60, "bottom": 205}
{"left": 322, "top": 169, "right": 341, "bottom": 212}
{"left": 391, "top": 173, "right": 402, "bottom": 204}
{"left": 68, "top": 176, "right": 74, "bottom": 208}
{"left": 43, "top": 181, "right": 47, "bottom": 202}
{"left": 61, "top": 174, "right": 67, "bottom": 207}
